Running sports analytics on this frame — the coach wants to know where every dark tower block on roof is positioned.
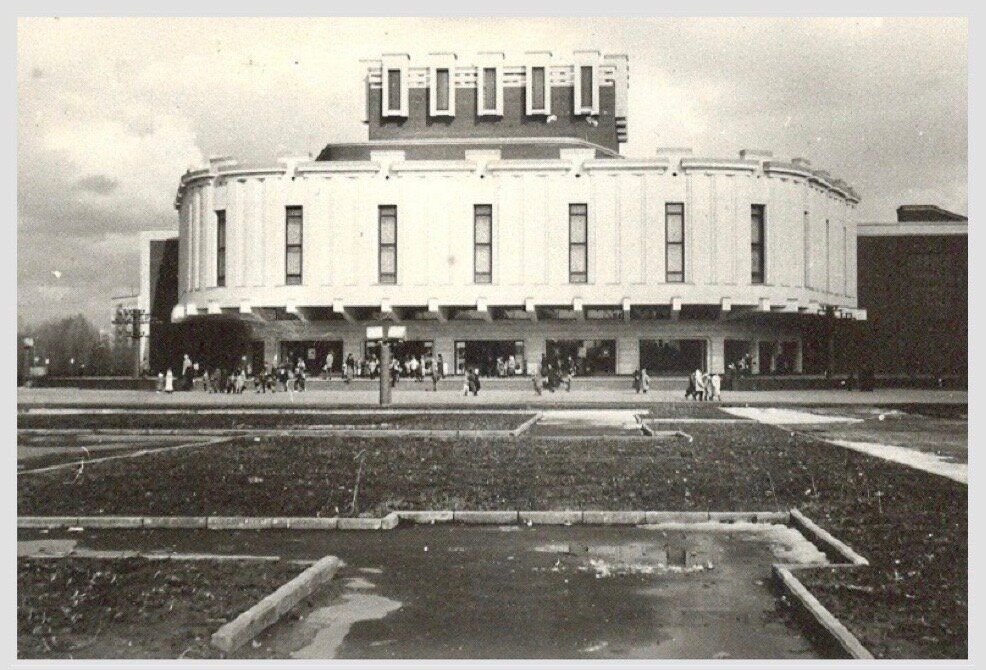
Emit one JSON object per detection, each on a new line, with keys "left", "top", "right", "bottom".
{"left": 354, "top": 51, "right": 629, "bottom": 158}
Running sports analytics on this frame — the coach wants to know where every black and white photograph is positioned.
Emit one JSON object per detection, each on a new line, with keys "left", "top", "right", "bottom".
{"left": 13, "top": 13, "right": 969, "bottom": 664}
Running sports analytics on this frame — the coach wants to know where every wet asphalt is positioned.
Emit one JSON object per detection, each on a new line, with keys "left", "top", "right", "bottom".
{"left": 20, "top": 525, "right": 824, "bottom": 660}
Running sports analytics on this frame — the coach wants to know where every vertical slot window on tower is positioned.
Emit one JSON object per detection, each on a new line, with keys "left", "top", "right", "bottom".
{"left": 285, "top": 206, "right": 303, "bottom": 285}
{"left": 569, "top": 204, "right": 588, "bottom": 283}
{"left": 751, "top": 204, "right": 766, "bottom": 285}
{"left": 379, "top": 205, "right": 398, "bottom": 284}
{"left": 474, "top": 205, "right": 492, "bottom": 284}
{"left": 216, "top": 210, "right": 226, "bottom": 288}
{"left": 580, "top": 65, "right": 594, "bottom": 109}
{"left": 665, "top": 203, "right": 685, "bottom": 283}
{"left": 435, "top": 68, "right": 450, "bottom": 113}
{"left": 386, "top": 69, "right": 401, "bottom": 112}
{"left": 479, "top": 67, "right": 498, "bottom": 115}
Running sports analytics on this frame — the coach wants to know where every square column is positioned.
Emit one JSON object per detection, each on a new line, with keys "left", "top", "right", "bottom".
{"left": 264, "top": 338, "right": 279, "bottom": 366}
{"left": 342, "top": 332, "right": 364, "bottom": 364}
{"left": 709, "top": 336, "right": 725, "bottom": 374}
{"left": 432, "top": 336, "right": 455, "bottom": 377}
{"left": 616, "top": 337, "right": 638, "bottom": 375}
{"left": 525, "top": 337, "right": 545, "bottom": 376}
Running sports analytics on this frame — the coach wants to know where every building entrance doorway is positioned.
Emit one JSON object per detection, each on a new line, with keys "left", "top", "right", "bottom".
{"left": 545, "top": 339, "right": 616, "bottom": 375}
{"left": 639, "top": 339, "right": 707, "bottom": 375}
{"left": 455, "top": 340, "right": 525, "bottom": 376}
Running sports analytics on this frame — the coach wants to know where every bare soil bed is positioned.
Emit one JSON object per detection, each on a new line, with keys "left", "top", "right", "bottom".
{"left": 17, "top": 556, "right": 302, "bottom": 659}
{"left": 17, "top": 412, "right": 533, "bottom": 432}
{"left": 17, "top": 422, "right": 966, "bottom": 659}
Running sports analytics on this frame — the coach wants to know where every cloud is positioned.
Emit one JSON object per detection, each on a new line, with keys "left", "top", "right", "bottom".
{"left": 74, "top": 175, "right": 118, "bottom": 195}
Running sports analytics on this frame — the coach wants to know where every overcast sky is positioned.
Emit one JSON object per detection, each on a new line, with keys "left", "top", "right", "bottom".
{"left": 17, "top": 16, "right": 967, "bottom": 327}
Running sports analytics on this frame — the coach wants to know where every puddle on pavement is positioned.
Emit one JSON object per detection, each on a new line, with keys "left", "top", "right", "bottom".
{"left": 23, "top": 524, "right": 832, "bottom": 659}
{"left": 290, "top": 592, "right": 402, "bottom": 659}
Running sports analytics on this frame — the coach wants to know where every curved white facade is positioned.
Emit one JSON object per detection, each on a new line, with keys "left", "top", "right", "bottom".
{"left": 171, "top": 148, "right": 861, "bottom": 376}
{"left": 175, "top": 150, "right": 858, "bottom": 314}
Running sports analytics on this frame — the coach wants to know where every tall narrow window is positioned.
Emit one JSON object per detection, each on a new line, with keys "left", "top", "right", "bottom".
{"left": 285, "top": 206, "right": 303, "bottom": 285}
{"left": 580, "top": 66, "right": 594, "bottom": 109}
{"left": 386, "top": 69, "right": 401, "bottom": 112}
{"left": 379, "top": 205, "right": 397, "bottom": 284}
{"left": 436, "top": 68, "right": 450, "bottom": 112}
{"left": 481, "top": 67, "right": 498, "bottom": 113}
{"left": 665, "top": 203, "right": 685, "bottom": 283}
{"left": 474, "top": 205, "right": 492, "bottom": 284}
{"left": 569, "top": 204, "right": 588, "bottom": 283}
{"left": 751, "top": 204, "right": 765, "bottom": 285}
{"left": 825, "top": 218, "right": 831, "bottom": 293}
{"left": 803, "top": 210, "right": 810, "bottom": 288}
{"left": 531, "top": 67, "right": 546, "bottom": 110}
{"left": 843, "top": 226, "right": 848, "bottom": 295}
{"left": 216, "top": 210, "right": 226, "bottom": 288}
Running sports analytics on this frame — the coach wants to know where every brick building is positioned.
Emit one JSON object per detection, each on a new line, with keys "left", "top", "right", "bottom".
{"left": 855, "top": 205, "right": 967, "bottom": 382}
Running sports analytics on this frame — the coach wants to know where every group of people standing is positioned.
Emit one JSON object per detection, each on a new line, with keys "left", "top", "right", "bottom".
{"left": 531, "top": 355, "right": 577, "bottom": 395}
{"left": 685, "top": 368, "right": 722, "bottom": 401}
{"left": 333, "top": 352, "right": 447, "bottom": 387}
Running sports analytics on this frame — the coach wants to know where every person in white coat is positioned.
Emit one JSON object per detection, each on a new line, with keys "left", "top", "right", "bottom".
{"left": 164, "top": 368, "right": 174, "bottom": 393}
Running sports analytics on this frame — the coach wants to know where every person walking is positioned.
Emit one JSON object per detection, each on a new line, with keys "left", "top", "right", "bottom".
{"left": 533, "top": 364, "right": 543, "bottom": 396}
{"left": 709, "top": 372, "right": 722, "bottom": 401}
{"left": 430, "top": 356, "right": 440, "bottom": 391}
{"left": 641, "top": 368, "right": 650, "bottom": 394}
{"left": 633, "top": 369, "right": 641, "bottom": 393}
{"left": 470, "top": 368, "right": 481, "bottom": 396}
{"left": 436, "top": 354, "right": 445, "bottom": 379}
{"left": 164, "top": 368, "right": 174, "bottom": 394}
{"left": 324, "top": 352, "right": 334, "bottom": 380}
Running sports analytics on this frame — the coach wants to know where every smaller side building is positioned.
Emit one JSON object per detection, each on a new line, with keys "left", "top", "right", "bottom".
{"left": 856, "top": 205, "right": 967, "bottom": 382}
{"left": 139, "top": 231, "right": 180, "bottom": 374}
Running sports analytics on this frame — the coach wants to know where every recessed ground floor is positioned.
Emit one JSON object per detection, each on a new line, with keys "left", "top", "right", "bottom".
{"left": 163, "top": 316, "right": 823, "bottom": 377}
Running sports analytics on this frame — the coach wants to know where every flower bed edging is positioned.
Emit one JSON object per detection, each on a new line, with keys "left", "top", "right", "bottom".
{"left": 210, "top": 554, "right": 342, "bottom": 654}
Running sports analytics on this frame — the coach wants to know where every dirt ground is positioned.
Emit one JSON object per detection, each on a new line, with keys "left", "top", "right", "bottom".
{"left": 16, "top": 409, "right": 968, "bottom": 659}
{"left": 17, "top": 556, "right": 303, "bottom": 659}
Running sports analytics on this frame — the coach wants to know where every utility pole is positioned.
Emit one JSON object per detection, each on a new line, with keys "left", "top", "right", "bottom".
{"left": 366, "top": 325, "right": 406, "bottom": 407}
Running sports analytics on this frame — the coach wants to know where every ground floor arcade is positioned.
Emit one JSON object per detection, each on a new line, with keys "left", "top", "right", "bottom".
{"left": 166, "top": 313, "right": 821, "bottom": 378}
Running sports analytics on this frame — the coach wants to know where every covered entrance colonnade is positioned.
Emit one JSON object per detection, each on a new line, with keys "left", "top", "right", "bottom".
{"left": 170, "top": 299, "right": 865, "bottom": 377}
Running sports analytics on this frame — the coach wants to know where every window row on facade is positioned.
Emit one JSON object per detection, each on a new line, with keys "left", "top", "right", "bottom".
{"left": 212, "top": 203, "right": 771, "bottom": 287}
{"left": 382, "top": 63, "right": 600, "bottom": 118}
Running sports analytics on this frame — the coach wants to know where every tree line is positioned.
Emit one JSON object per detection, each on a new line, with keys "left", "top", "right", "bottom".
{"left": 17, "top": 313, "right": 135, "bottom": 378}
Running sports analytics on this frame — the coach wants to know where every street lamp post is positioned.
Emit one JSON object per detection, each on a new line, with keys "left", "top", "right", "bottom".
{"left": 20, "top": 337, "right": 33, "bottom": 386}
{"left": 111, "top": 308, "right": 159, "bottom": 379}
{"left": 366, "top": 325, "right": 406, "bottom": 406}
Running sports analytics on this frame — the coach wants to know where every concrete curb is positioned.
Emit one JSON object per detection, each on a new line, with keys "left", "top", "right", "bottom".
{"left": 788, "top": 509, "right": 869, "bottom": 565}
{"left": 773, "top": 564, "right": 874, "bottom": 659}
{"left": 768, "top": 508, "right": 873, "bottom": 659}
{"left": 519, "top": 510, "right": 582, "bottom": 525}
{"left": 18, "top": 511, "right": 797, "bottom": 530}
{"left": 18, "top": 425, "right": 533, "bottom": 439}
{"left": 452, "top": 510, "right": 519, "bottom": 524}
{"left": 510, "top": 412, "right": 543, "bottom": 437}
{"left": 211, "top": 554, "right": 342, "bottom": 655}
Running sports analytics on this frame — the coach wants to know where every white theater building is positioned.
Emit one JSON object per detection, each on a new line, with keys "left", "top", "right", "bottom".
{"left": 164, "top": 50, "right": 864, "bottom": 377}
